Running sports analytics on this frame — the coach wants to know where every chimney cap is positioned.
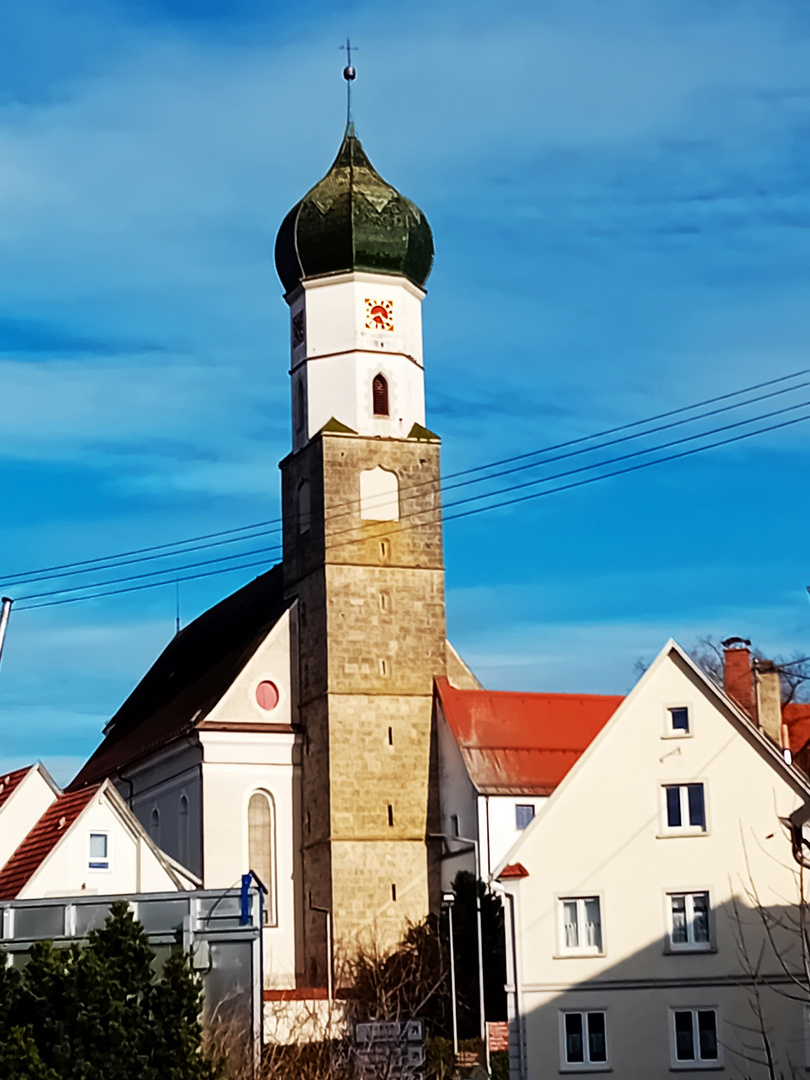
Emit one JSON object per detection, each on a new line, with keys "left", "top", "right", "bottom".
{"left": 722, "top": 636, "right": 751, "bottom": 650}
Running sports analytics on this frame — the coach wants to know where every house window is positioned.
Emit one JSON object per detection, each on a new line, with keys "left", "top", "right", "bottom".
{"left": 372, "top": 374, "right": 389, "bottom": 417}
{"left": 150, "top": 808, "right": 160, "bottom": 845}
{"left": 667, "top": 706, "right": 690, "bottom": 735}
{"left": 662, "top": 783, "right": 706, "bottom": 833}
{"left": 671, "top": 1008, "right": 719, "bottom": 1066}
{"left": 559, "top": 897, "right": 603, "bottom": 955}
{"left": 515, "top": 804, "right": 535, "bottom": 830}
{"left": 668, "top": 892, "right": 711, "bottom": 951}
{"left": 248, "top": 792, "right": 276, "bottom": 926}
{"left": 89, "top": 832, "right": 109, "bottom": 871}
{"left": 561, "top": 1011, "right": 608, "bottom": 1068}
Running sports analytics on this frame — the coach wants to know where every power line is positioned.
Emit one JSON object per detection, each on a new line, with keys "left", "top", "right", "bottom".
{"left": 15, "top": 404, "right": 810, "bottom": 612}
{"left": 16, "top": 393, "right": 807, "bottom": 602}
{"left": 3, "top": 367, "right": 808, "bottom": 589}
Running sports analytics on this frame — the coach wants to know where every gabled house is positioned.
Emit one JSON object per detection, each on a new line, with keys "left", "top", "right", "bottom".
{"left": 0, "top": 763, "right": 61, "bottom": 871}
{"left": 435, "top": 678, "right": 623, "bottom": 883}
{"left": 0, "top": 775, "right": 197, "bottom": 901}
{"left": 495, "top": 639, "right": 810, "bottom": 1079}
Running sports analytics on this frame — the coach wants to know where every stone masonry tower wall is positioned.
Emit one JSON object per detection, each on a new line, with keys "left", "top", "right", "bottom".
{"left": 281, "top": 430, "right": 446, "bottom": 982}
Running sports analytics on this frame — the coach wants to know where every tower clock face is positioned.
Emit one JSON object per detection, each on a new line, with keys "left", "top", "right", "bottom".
{"left": 291, "top": 310, "right": 305, "bottom": 348}
{"left": 365, "top": 299, "right": 394, "bottom": 332}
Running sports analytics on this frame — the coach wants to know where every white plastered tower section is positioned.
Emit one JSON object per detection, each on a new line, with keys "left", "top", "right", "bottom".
{"left": 287, "top": 270, "right": 427, "bottom": 450}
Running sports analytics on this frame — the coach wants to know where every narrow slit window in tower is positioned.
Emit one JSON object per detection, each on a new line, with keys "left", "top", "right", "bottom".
{"left": 388, "top": 726, "right": 393, "bottom": 746}
{"left": 295, "top": 379, "right": 305, "bottom": 432}
{"left": 373, "top": 374, "right": 389, "bottom": 417}
{"left": 387, "top": 804, "right": 394, "bottom": 827}
{"left": 391, "top": 883, "right": 397, "bottom": 902}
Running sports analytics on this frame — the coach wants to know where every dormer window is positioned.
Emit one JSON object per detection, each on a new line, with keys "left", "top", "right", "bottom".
{"left": 372, "top": 374, "right": 389, "bottom": 417}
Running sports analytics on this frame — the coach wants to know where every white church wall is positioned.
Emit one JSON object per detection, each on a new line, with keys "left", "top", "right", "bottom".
{"left": 0, "top": 766, "right": 58, "bottom": 871}
{"left": 206, "top": 608, "right": 294, "bottom": 729}
{"left": 200, "top": 731, "right": 301, "bottom": 988}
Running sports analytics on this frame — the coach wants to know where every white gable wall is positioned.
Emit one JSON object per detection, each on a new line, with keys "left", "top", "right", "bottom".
{"left": 500, "top": 643, "right": 810, "bottom": 1078}
{"left": 20, "top": 787, "right": 183, "bottom": 900}
{"left": 0, "top": 767, "right": 58, "bottom": 871}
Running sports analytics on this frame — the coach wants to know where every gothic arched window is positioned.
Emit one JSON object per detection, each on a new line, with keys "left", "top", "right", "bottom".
{"left": 372, "top": 374, "right": 389, "bottom": 417}
{"left": 248, "top": 791, "right": 277, "bottom": 925}
{"left": 150, "top": 807, "right": 161, "bottom": 845}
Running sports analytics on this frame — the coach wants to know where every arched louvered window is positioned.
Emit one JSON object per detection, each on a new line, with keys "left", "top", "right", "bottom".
{"left": 178, "top": 795, "right": 189, "bottom": 867}
{"left": 150, "top": 807, "right": 161, "bottom": 845}
{"left": 372, "top": 374, "right": 389, "bottom": 417}
{"left": 248, "top": 792, "right": 276, "bottom": 925}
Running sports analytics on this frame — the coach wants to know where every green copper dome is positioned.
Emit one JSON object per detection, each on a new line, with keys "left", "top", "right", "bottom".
{"left": 275, "top": 125, "right": 434, "bottom": 294}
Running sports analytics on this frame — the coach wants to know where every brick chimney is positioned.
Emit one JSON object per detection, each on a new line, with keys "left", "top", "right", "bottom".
{"left": 723, "top": 639, "right": 753, "bottom": 715}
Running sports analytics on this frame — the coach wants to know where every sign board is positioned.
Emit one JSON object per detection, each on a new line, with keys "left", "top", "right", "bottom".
{"left": 347, "top": 1018, "right": 426, "bottom": 1080}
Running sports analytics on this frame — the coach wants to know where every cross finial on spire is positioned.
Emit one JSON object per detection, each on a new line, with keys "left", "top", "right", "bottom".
{"left": 340, "top": 37, "right": 357, "bottom": 129}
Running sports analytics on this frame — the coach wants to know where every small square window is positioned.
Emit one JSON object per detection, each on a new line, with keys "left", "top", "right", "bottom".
{"left": 662, "top": 784, "right": 706, "bottom": 834}
{"left": 88, "top": 832, "right": 109, "bottom": 870}
{"left": 559, "top": 896, "right": 603, "bottom": 955}
{"left": 560, "top": 1011, "right": 608, "bottom": 1070}
{"left": 668, "top": 706, "right": 690, "bottom": 734}
{"left": 671, "top": 1008, "right": 720, "bottom": 1066}
{"left": 515, "top": 804, "right": 535, "bottom": 830}
{"left": 668, "top": 892, "right": 711, "bottom": 951}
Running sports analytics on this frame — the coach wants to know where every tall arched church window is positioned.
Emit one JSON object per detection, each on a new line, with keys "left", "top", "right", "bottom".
{"left": 360, "top": 466, "right": 399, "bottom": 521}
{"left": 295, "top": 379, "right": 305, "bottom": 432}
{"left": 298, "top": 479, "right": 311, "bottom": 535}
{"left": 178, "top": 795, "right": 189, "bottom": 867}
{"left": 372, "top": 374, "right": 389, "bottom": 417}
{"left": 248, "top": 792, "right": 277, "bottom": 926}
{"left": 150, "top": 807, "right": 161, "bottom": 846}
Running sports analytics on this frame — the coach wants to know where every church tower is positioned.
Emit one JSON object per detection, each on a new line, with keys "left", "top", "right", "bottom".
{"left": 275, "top": 123, "right": 446, "bottom": 979}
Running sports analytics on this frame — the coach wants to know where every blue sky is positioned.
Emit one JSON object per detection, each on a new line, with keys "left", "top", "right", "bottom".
{"left": 0, "top": 0, "right": 809, "bottom": 783}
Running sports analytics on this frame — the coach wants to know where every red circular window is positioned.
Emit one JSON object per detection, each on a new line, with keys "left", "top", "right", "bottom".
{"left": 255, "top": 681, "right": 280, "bottom": 711}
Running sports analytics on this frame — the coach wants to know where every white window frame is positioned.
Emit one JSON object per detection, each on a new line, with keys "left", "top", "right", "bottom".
{"left": 669, "top": 1007, "right": 722, "bottom": 1069}
{"left": 663, "top": 702, "right": 692, "bottom": 738}
{"left": 665, "top": 890, "right": 713, "bottom": 952}
{"left": 659, "top": 782, "right": 708, "bottom": 836}
{"left": 558, "top": 1009, "right": 610, "bottom": 1072}
{"left": 556, "top": 895, "right": 605, "bottom": 957}
{"left": 87, "top": 830, "right": 111, "bottom": 872}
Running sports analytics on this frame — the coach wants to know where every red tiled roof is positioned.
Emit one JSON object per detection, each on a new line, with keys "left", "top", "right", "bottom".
{"left": 498, "top": 862, "right": 530, "bottom": 880}
{"left": 436, "top": 678, "right": 623, "bottom": 795}
{"left": 0, "top": 786, "right": 100, "bottom": 899}
{"left": 0, "top": 766, "right": 33, "bottom": 812}
{"left": 784, "top": 702, "right": 810, "bottom": 756}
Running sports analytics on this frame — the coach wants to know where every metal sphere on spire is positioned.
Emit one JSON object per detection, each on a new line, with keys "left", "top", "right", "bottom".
{"left": 343, "top": 65, "right": 356, "bottom": 81}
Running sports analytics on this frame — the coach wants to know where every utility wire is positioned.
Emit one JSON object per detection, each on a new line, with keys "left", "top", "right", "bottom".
{"left": 3, "top": 368, "right": 808, "bottom": 589}
{"left": 14, "top": 405, "right": 810, "bottom": 612}
{"left": 15, "top": 394, "right": 807, "bottom": 601}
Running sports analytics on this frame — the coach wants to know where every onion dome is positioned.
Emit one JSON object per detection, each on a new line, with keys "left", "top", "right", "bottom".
{"left": 275, "top": 124, "right": 434, "bottom": 294}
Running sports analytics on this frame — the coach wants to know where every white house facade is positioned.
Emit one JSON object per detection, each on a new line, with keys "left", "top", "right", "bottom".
{"left": 497, "top": 640, "right": 810, "bottom": 1079}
